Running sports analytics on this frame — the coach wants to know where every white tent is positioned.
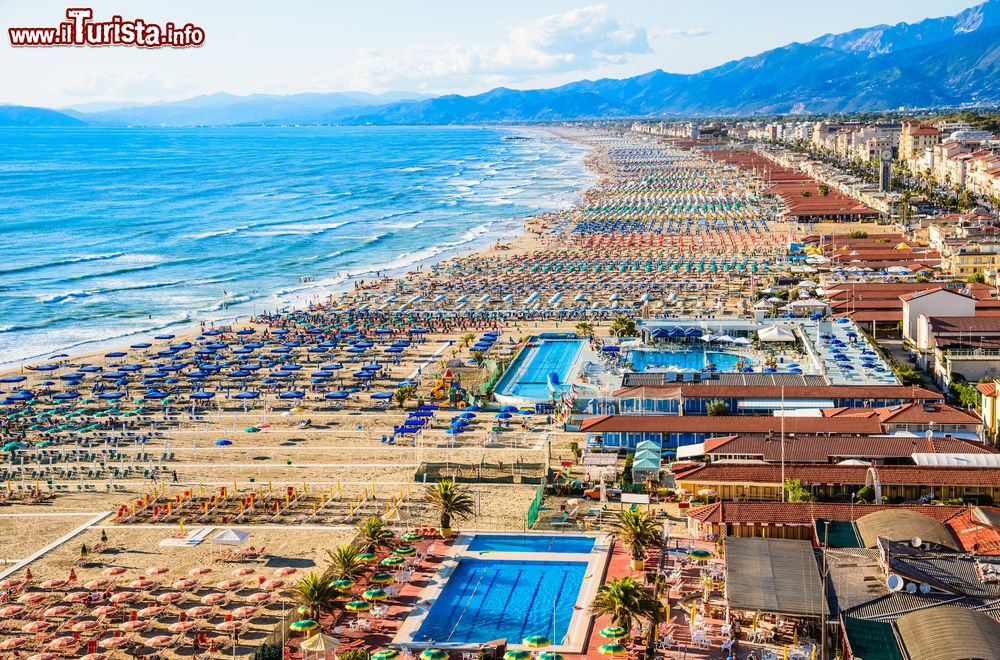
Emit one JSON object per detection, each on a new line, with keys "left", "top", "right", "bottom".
{"left": 211, "top": 529, "right": 250, "bottom": 545}
{"left": 758, "top": 325, "right": 796, "bottom": 342}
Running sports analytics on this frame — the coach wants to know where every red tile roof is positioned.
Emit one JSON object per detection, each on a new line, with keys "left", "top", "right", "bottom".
{"left": 899, "top": 287, "right": 975, "bottom": 302}
{"left": 612, "top": 384, "right": 944, "bottom": 401}
{"left": 703, "top": 432, "right": 992, "bottom": 462}
{"left": 673, "top": 463, "right": 1000, "bottom": 487}
{"left": 929, "top": 316, "right": 1000, "bottom": 335}
{"left": 874, "top": 402, "right": 983, "bottom": 426}
{"left": 977, "top": 382, "right": 998, "bottom": 397}
{"left": 579, "top": 415, "right": 884, "bottom": 435}
{"left": 686, "top": 501, "right": 973, "bottom": 527}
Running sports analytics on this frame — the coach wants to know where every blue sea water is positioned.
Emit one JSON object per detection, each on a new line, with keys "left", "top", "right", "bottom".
{"left": 0, "top": 126, "right": 593, "bottom": 364}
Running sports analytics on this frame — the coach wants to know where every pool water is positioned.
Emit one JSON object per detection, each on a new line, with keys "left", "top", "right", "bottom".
{"left": 415, "top": 559, "right": 586, "bottom": 644}
{"left": 467, "top": 534, "right": 595, "bottom": 553}
{"left": 494, "top": 339, "right": 584, "bottom": 401}
{"left": 629, "top": 349, "right": 754, "bottom": 372}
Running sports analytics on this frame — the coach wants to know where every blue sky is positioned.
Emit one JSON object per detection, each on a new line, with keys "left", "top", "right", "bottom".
{"left": 0, "top": 0, "right": 983, "bottom": 107}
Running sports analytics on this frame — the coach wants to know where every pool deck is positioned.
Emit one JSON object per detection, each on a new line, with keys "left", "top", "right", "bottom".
{"left": 495, "top": 339, "right": 589, "bottom": 408}
{"left": 392, "top": 530, "right": 612, "bottom": 653}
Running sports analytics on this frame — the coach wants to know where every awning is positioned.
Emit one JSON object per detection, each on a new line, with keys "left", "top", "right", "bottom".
{"left": 911, "top": 452, "right": 1000, "bottom": 467}
{"left": 725, "top": 537, "right": 824, "bottom": 617}
{"left": 738, "top": 399, "right": 835, "bottom": 410}
{"left": 676, "top": 443, "right": 706, "bottom": 460}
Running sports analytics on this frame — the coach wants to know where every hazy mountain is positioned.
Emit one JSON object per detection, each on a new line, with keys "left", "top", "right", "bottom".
{"left": 0, "top": 105, "right": 86, "bottom": 127}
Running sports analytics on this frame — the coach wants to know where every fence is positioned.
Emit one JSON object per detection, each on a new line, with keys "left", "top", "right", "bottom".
{"left": 526, "top": 483, "right": 544, "bottom": 529}
{"left": 414, "top": 461, "right": 547, "bottom": 485}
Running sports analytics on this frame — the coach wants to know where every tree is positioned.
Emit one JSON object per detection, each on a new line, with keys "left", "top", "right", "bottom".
{"left": 784, "top": 479, "right": 814, "bottom": 503}
{"left": 394, "top": 384, "right": 417, "bottom": 409}
{"left": 325, "top": 544, "right": 367, "bottom": 581}
{"left": 801, "top": 190, "right": 812, "bottom": 197}
{"left": 470, "top": 350, "right": 485, "bottom": 366}
{"left": 423, "top": 479, "right": 475, "bottom": 533}
{"left": 949, "top": 377, "right": 981, "bottom": 409}
{"left": 575, "top": 321, "right": 595, "bottom": 338}
{"left": 847, "top": 230, "right": 868, "bottom": 239}
{"left": 968, "top": 271, "right": 987, "bottom": 284}
{"left": 290, "top": 572, "right": 339, "bottom": 621}
{"left": 620, "top": 453, "right": 634, "bottom": 485}
{"left": 461, "top": 333, "right": 475, "bottom": 348}
{"left": 706, "top": 400, "right": 729, "bottom": 416}
{"left": 590, "top": 576, "right": 661, "bottom": 633}
{"left": 855, "top": 485, "right": 876, "bottom": 504}
{"left": 609, "top": 316, "right": 638, "bottom": 338}
{"left": 357, "top": 516, "right": 394, "bottom": 554}
{"left": 817, "top": 183, "right": 830, "bottom": 196}
{"left": 609, "top": 509, "right": 661, "bottom": 569}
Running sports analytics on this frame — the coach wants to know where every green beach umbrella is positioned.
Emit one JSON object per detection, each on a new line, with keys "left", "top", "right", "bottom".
{"left": 522, "top": 635, "right": 552, "bottom": 648}
{"left": 358, "top": 553, "right": 378, "bottom": 564}
{"left": 330, "top": 579, "right": 355, "bottom": 592}
{"left": 289, "top": 619, "right": 318, "bottom": 632}
{"left": 687, "top": 548, "right": 713, "bottom": 561}
{"left": 362, "top": 588, "right": 388, "bottom": 601}
{"left": 369, "top": 572, "right": 394, "bottom": 585}
{"left": 539, "top": 653, "right": 565, "bottom": 660}
{"left": 381, "top": 555, "right": 405, "bottom": 567}
{"left": 598, "top": 644, "right": 627, "bottom": 656}
{"left": 420, "top": 649, "right": 449, "bottom": 660}
{"left": 401, "top": 532, "right": 424, "bottom": 542}
{"left": 393, "top": 545, "right": 416, "bottom": 556}
{"left": 345, "top": 600, "right": 372, "bottom": 612}
{"left": 599, "top": 626, "right": 629, "bottom": 640}
{"left": 504, "top": 651, "right": 532, "bottom": 660}
{"left": 372, "top": 650, "right": 400, "bottom": 660}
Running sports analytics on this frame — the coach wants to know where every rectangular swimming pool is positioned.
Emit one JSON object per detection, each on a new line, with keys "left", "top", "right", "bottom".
{"left": 467, "top": 534, "right": 596, "bottom": 554}
{"left": 413, "top": 559, "right": 587, "bottom": 645}
{"left": 494, "top": 338, "right": 584, "bottom": 402}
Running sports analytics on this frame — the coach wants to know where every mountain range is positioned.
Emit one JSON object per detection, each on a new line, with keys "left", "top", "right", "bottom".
{"left": 5, "top": 1, "right": 1000, "bottom": 126}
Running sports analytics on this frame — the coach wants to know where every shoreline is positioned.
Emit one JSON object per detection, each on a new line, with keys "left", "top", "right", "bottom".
{"left": 0, "top": 126, "right": 599, "bottom": 372}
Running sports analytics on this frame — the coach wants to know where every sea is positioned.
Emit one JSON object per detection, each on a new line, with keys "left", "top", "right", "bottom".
{"left": 0, "top": 126, "right": 594, "bottom": 365}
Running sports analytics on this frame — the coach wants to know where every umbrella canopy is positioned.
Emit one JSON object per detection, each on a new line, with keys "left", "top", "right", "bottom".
{"left": 369, "top": 573, "right": 394, "bottom": 585}
{"left": 372, "top": 650, "right": 401, "bottom": 660}
{"left": 380, "top": 555, "right": 405, "bottom": 566}
{"left": 600, "top": 626, "right": 629, "bottom": 640}
{"left": 330, "top": 578, "right": 355, "bottom": 591}
{"left": 504, "top": 652, "right": 533, "bottom": 660}
{"left": 421, "top": 650, "right": 449, "bottom": 660}
{"left": 300, "top": 633, "right": 342, "bottom": 653}
{"left": 345, "top": 600, "right": 371, "bottom": 612}
{"left": 523, "top": 636, "right": 552, "bottom": 648}
{"left": 363, "top": 588, "right": 388, "bottom": 601}
{"left": 598, "top": 644, "right": 628, "bottom": 656}
{"left": 687, "top": 548, "right": 713, "bottom": 561}
{"left": 289, "top": 619, "right": 319, "bottom": 632}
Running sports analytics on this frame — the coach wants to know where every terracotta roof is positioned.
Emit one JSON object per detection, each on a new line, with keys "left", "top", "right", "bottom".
{"left": 837, "top": 310, "right": 906, "bottom": 322}
{"left": 704, "top": 433, "right": 992, "bottom": 463}
{"left": 977, "top": 382, "right": 998, "bottom": 397}
{"left": 899, "top": 287, "right": 975, "bottom": 302}
{"left": 929, "top": 316, "right": 1000, "bottom": 335}
{"left": 874, "top": 402, "right": 983, "bottom": 426}
{"left": 685, "top": 501, "right": 975, "bottom": 527}
{"left": 579, "top": 415, "right": 883, "bottom": 435}
{"left": 672, "top": 463, "right": 1000, "bottom": 487}
{"left": 612, "top": 384, "right": 944, "bottom": 401}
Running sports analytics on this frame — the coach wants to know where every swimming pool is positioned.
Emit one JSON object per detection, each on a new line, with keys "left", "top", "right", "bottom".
{"left": 494, "top": 338, "right": 584, "bottom": 403}
{"left": 413, "top": 559, "right": 587, "bottom": 644}
{"left": 467, "top": 534, "right": 596, "bottom": 553}
{"left": 629, "top": 349, "right": 755, "bottom": 372}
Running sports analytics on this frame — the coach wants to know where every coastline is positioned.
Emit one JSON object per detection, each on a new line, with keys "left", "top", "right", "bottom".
{"left": 0, "top": 126, "right": 602, "bottom": 373}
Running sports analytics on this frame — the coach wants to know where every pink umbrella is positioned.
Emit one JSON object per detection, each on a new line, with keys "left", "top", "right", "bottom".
{"left": 215, "top": 620, "right": 244, "bottom": 632}
{"left": 0, "top": 578, "right": 27, "bottom": 590}
{"left": 84, "top": 578, "right": 112, "bottom": 590}
{"left": 200, "top": 593, "right": 227, "bottom": 606}
{"left": 260, "top": 579, "right": 285, "bottom": 590}
{"left": 0, "top": 637, "right": 28, "bottom": 651}
{"left": 71, "top": 620, "right": 101, "bottom": 632}
{"left": 146, "top": 635, "right": 175, "bottom": 648}
{"left": 119, "top": 620, "right": 149, "bottom": 632}
{"left": 274, "top": 567, "right": 298, "bottom": 577}
{"left": 102, "top": 567, "right": 127, "bottom": 577}
{"left": 47, "top": 636, "right": 80, "bottom": 651}
{"left": 39, "top": 579, "right": 68, "bottom": 590}
{"left": 129, "top": 578, "right": 159, "bottom": 590}
{"left": 232, "top": 567, "right": 256, "bottom": 577}
{"left": 168, "top": 620, "right": 200, "bottom": 633}
{"left": 156, "top": 591, "right": 184, "bottom": 605}
{"left": 22, "top": 621, "right": 52, "bottom": 633}
{"left": 231, "top": 605, "right": 258, "bottom": 618}
{"left": 188, "top": 566, "right": 213, "bottom": 577}
{"left": 109, "top": 592, "right": 135, "bottom": 604}
{"left": 64, "top": 591, "right": 91, "bottom": 603}
{"left": 41, "top": 605, "right": 72, "bottom": 618}
{"left": 216, "top": 579, "right": 244, "bottom": 591}
{"left": 137, "top": 605, "right": 165, "bottom": 618}
{"left": 81, "top": 654, "right": 109, "bottom": 660}
{"left": 0, "top": 604, "right": 26, "bottom": 617}
{"left": 146, "top": 566, "right": 170, "bottom": 576}
{"left": 98, "top": 636, "right": 133, "bottom": 649}
{"left": 17, "top": 593, "right": 47, "bottom": 606}
{"left": 25, "top": 653, "right": 60, "bottom": 660}
{"left": 184, "top": 605, "right": 215, "bottom": 618}
{"left": 246, "top": 592, "right": 272, "bottom": 604}
{"left": 173, "top": 578, "right": 199, "bottom": 590}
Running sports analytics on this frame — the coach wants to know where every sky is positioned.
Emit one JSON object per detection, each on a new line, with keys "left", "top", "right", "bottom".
{"left": 0, "top": 0, "right": 984, "bottom": 108}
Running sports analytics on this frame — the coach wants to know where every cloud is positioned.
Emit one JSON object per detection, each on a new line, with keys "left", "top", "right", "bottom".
{"left": 654, "top": 28, "right": 714, "bottom": 38}
{"left": 58, "top": 71, "right": 200, "bottom": 103}
{"left": 352, "top": 5, "right": 651, "bottom": 90}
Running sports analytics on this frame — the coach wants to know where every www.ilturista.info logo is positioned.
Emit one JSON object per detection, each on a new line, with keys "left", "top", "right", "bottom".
{"left": 8, "top": 8, "right": 205, "bottom": 48}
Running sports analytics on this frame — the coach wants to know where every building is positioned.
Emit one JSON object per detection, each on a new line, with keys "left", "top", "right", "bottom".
{"left": 900, "top": 287, "right": 978, "bottom": 346}
{"left": 899, "top": 121, "right": 940, "bottom": 162}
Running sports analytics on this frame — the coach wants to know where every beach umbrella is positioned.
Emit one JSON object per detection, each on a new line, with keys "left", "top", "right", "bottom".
{"left": 109, "top": 592, "right": 135, "bottom": 604}
{"left": 330, "top": 579, "right": 355, "bottom": 591}
{"left": 21, "top": 620, "right": 51, "bottom": 633}
{"left": 363, "top": 588, "right": 388, "bottom": 601}
{"left": 147, "top": 566, "right": 170, "bottom": 576}
{"left": 380, "top": 555, "right": 405, "bottom": 567}
{"left": 119, "top": 620, "right": 148, "bottom": 632}
{"left": 372, "top": 649, "right": 400, "bottom": 660}
{"left": 505, "top": 652, "right": 533, "bottom": 660}
{"left": 345, "top": 600, "right": 371, "bottom": 612}
{"left": 523, "top": 635, "right": 552, "bottom": 648}
{"left": 84, "top": 578, "right": 112, "bottom": 590}
{"left": 17, "top": 593, "right": 47, "bottom": 606}
{"left": 0, "top": 605, "right": 25, "bottom": 617}
{"left": 217, "top": 579, "right": 244, "bottom": 591}
{"left": 103, "top": 566, "right": 127, "bottom": 577}
{"left": 421, "top": 650, "right": 449, "bottom": 660}
{"left": 687, "top": 548, "right": 713, "bottom": 562}
{"left": 98, "top": 636, "right": 133, "bottom": 649}
{"left": 246, "top": 591, "right": 272, "bottom": 604}
{"left": 274, "top": 567, "right": 298, "bottom": 577}
{"left": 47, "top": 637, "right": 81, "bottom": 652}
{"left": 231, "top": 605, "right": 258, "bottom": 618}
{"left": 156, "top": 591, "right": 184, "bottom": 605}
{"left": 41, "top": 605, "right": 72, "bottom": 617}
{"left": 169, "top": 620, "right": 199, "bottom": 633}
{"left": 358, "top": 553, "right": 378, "bottom": 564}
{"left": 289, "top": 619, "right": 319, "bottom": 633}
{"left": 393, "top": 545, "right": 416, "bottom": 556}
{"left": 129, "top": 577, "right": 158, "bottom": 590}
{"left": 70, "top": 620, "right": 100, "bottom": 633}
{"left": 216, "top": 620, "right": 244, "bottom": 632}
{"left": 600, "top": 626, "right": 629, "bottom": 640}
{"left": 401, "top": 532, "right": 423, "bottom": 542}
{"left": 189, "top": 566, "right": 213, "bottom": 576}
{"left": 184, "top": 605, "right": 215, "bottom": 618}
{"left": 200, "top": 592, "right": 227, "bottom": 606}
{"left": 92, "top": 605, "right": 117, "bottom": 617}
{"left": 39, "top": 578, "right": 68, "bottom": 590}
{"left": 598, "top": 644, "right": 627, "bottom": 656}
{"left": 173, "top": 578, "right": 199, "bottom": 590}
{"left": 538, "top": 654, "right": 565, "bottom": 660}
{"left": 369, "top": 573, "right": 394, "bottom": 585}
{"left": 260, "top": 579, "right": 286, "bottom": 590}
{"left": 0, "top": 638, "right": 28, "bottom": 651}
{"left": 146, "top": 635, "right": 176, "bottom": 648}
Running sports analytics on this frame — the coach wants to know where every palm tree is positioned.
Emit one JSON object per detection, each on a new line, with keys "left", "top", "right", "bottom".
{"left": 394, "top": 384, "right": 416, "bottom": 409}
{"left": 590, "top": 576, "right": 661, "bottom": 634}
{"left": 609, "top": 316, "right": 637, "bottom": 338}
{"left": 291, "top": 572, "right": 339, "bottom": 621}
{"left": 423, "top": 479, "right": 475, "bottom": 535}
{"left": 575, "top": 321, "right": 595, "bottom": 339}
{"left": 357, "top": 516, "right": 394, "bottom": 554}
{"left": 325, "top": 543, "right": 367, "bottom": 581}
{"left": 609, "top": 508, "right": 661, "bottom": 570}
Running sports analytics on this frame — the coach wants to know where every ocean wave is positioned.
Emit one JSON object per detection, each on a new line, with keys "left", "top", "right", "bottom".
{"left": 0, "top": 252, "right": 125, "bottom": 277}
{"left": 398, "top": 166, "right": 427, "bottom": 173}
{"left": 188, "top": 226, "right": 250, "bottom": 240}
{"left": 65, "top": 263, "right": 163, "bottom": 281}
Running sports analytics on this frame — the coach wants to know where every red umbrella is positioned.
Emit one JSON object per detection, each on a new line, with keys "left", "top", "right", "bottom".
{"left": 184, "top": 605, "right": 215, "bottom": 618}
{"left": 231, "top": 605, "right": 258, "bottom": 618}
{"left": 118, "top": 620, "right": 148, "bottom": 632}
{"left": 146, "top": 635, "right": 176, "bottom": 648}
{"left": 128, "top": 577, "right": 159, "bottom": 590}
{"left": 200, "top": 593, "right": 227, "bottom": 606}
{"left": 109, "top": 592, "right": 135, "bottom": 604}
{"left": 168, "top": 620, "right": 200, "bottom": 633}
{"left": 0, "top": 578, "right": 27, "bottom": 590}
{"left": 17, "top": 593, "right": 47, "bottom": 606}
{"left": 84, "top": 578, "right": 112, "bottom": 590}
{"left": 41, "top": 605, "right": 72, "bottom": 618}
{"left": 188, "top": 566, "right": 213, "bottom": 577}
{"left": 25, "top": 653, "right": 59, "bottom": 660}
{"left": 102, "top": 567, "right": 127, "bottom": 577}
{"left": 92, "top": 605, "right": 118, "bottom": 617}
{"left": 47, "top": 636, "right": 81, "bottom": 652}
{"left": 246, "top": 592, "right": 272, "bottom": 604}
{"left": 232, "top": 567, "right": 256, "bottom": 577}
{"left": 63, "top": 591, "right": 91, "bottom": 603}
{"left": 274, "top": 567, "right": 298, "bottom": 577}
{"left": 156, "top": 591, "right": 184, "bottom": 605}
{"left": 216, "top": 579, "right": 244, "bottom": 591}
{"left": 147, "top": 566, "right": 170, "bottom": 576}
{"left": 0, "top": 604, "right": 26, "bottom": 617}
{"left": 215, "top": 620, "right": 244, "bottom": 632}
{"left": 71, "top": 620, "right": 100, "bottom": 632}
{"left": 98, "top": 636, "right": 133, "bottom": 649}
{"left": 22, "top": 620, "right": 52, "bottom": 633}
{"left": 172, "top": 578, "right": 199, "bottom": 590}
{"left": 39, "top": 579, "right": 67, "bottom": 590}
{"left": 0, "top": 637, "right": 28, "bottom": 651}
{"left": 137, "top": 605, "right": 165, "bottom": 618}
{"left": 260, "top": 579, "right": 285, "bottom": 590}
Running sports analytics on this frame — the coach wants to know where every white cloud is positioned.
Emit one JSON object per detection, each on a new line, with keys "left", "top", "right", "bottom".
{"left": 352, "top": 5, "right": 651, "bottom": 90}
{"left": 654, "top": 28, "right": 714, "bottom": 38}
{"left": 58, "top": 71, "right": 201, "bottom": 103}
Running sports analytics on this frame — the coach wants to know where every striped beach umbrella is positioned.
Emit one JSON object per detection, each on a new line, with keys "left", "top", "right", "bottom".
{"left": 539, "top": 653, "right": 566, "bottom": 660}
{"left": 598, "top": 644, "right": 627, "bottom": 656}
{"left": 363, "top": 588, "right": 388, "bottom": 601}
{"left": 523, "top": 635, "right": 552, "bottom": 648}
{"left": 372, "top": 650, "right": 400, "bottom": 660}
{"left": 504, "top": 651, "right": 533, "bottom": 660}
{"left": 358, "top": 553, "right": 379, "bottom": 564}
{"left": 369, "top": 573, "right": 395, "bottom": 585}
{"left": 599, "top": 626, "right": 629, "bottom": 640}
{"left": 330, "top": 579, "right": 355, "bottom": 592}
{"left": 289, "top": 619, "right": 318, "bottom": 632}
{"left": 381, "top": 555, "right": 406, "bottom": 567}
{"left": 345, "top": 600, "right": 372, "bottom": 612}
{"left": 421, "top": 649, "right": 449, "bottom": 660}
{"left": 393, "top": 546, "right": 417, "bottom": 556}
